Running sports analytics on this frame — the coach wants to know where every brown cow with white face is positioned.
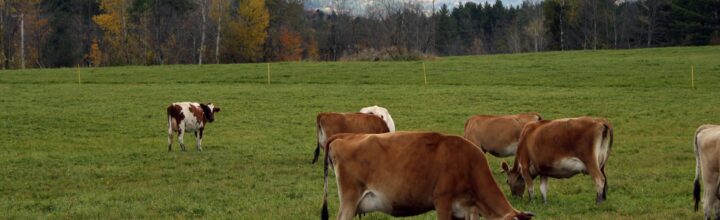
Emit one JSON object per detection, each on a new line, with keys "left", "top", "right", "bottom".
{"left": 167, "top": 102, "right": 220, "bottom": 152}
{"left": 311, "top": 110, "right": 391, "bottom": 163}
{"left": 321, "top": 132, "right": 535, "bottom": 220}
{"left": 693, "top": 124, "right": 720, "bottom": 219}
{"left": 501, "top": 117, "right": 613, "bottom": 204}
{"left": 463, "top": 113, "right": 542, "bottom": 157}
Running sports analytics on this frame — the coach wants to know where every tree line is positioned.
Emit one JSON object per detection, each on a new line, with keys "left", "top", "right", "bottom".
{"left": 0, "top": 0, "right": 718, "bottom": 69}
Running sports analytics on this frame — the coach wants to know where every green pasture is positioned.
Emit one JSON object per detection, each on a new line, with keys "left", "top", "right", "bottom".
{"left": 1, "top": 46, "right": 719, "bottom": 219}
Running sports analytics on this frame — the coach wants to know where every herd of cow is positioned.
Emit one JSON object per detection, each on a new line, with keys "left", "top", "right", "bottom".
{"left": 165, "top": 102, "right": 720, "bottom": 220}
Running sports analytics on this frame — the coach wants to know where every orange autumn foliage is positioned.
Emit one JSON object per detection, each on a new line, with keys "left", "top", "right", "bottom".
{"left": 278, "top": 27, "right": 303, "bottom": 61}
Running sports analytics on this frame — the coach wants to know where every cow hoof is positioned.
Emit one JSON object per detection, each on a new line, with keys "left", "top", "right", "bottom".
{"left": 596, "top": 197, "right": 605, "bottom": 204}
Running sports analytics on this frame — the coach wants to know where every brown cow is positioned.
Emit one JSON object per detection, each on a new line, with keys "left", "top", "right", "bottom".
{"left": 501, "top": 117, "right": 613, "bottom": 204}
{"left": 693, "top": 124, "right": 720, "bottom": 219}
{"left": 321, "top": 132, "right": 535, "bottom": 220}
{"left": 463, "top": 113, "right": 542, "bottom": 157}
{"left": 311, "top": 112, "right": 390, "bottom": 163}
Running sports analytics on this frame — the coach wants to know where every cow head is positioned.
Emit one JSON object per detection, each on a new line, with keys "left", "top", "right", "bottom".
{"left": 507, "top": 211, "right": 535, "bottom": 220}
{"left": 518, "top": 112, "right": 543, "bottom": 123}
{"left": 200, "top": 103, "right": 221, "bottom": 123}
{"left": 501, "top": 161, "right": 525, "bottom": 197}
{"left": 359, "top": 105, "right": 396, "bottom": 132}
{"left": 533, "top": 112, "right": 543, "bottom": 121}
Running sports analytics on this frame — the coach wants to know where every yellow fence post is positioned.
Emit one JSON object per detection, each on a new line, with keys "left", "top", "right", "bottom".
{"left": 691, "top": 65, "right": 695, "bottom": 89}
{"left": 423, "top": 62, "right": 427, "bottom": 85}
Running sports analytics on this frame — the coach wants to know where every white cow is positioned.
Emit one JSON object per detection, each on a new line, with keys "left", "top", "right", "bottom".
{"left": 167, "top": 102, "right": 220, "bottom": 152}
{"left": 694, "top": 124, "right": 720, "bottom": 219}
{"left": 359, "top": 105, "right": 396, "bottom": 132}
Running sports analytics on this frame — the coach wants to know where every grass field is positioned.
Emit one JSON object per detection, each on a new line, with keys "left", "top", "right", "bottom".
{"left": 1, "top": 46, "right": 719, "bottom": 219}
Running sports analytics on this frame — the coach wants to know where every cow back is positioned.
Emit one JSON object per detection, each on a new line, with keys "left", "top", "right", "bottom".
{"left": 327, "top": 132, "right": 514, "bottom": 217}
{"left": 518, "top": 118, "right": 606, "bottom": 166}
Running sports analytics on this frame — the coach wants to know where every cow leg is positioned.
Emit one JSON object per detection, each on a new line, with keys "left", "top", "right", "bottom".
{"left": 587, "top": 161, "right": 606, "bottom": 204}
{"left": 540, "top": 176, "right": 549, "bottom": 204}
{"left": 335, "top": 170, "right": 361, "bottom": 220}
{"left": 702, "top": 171, "right": 719, "bottom": 220}
{"left": 703, "top": 175, "right": 720, "bottom": 219}
{"left": 178, "top": 128, "right": 186, "bottom": 152}
{"left": 167, "top": 127, "right": 173, "bottom": 152}
{"left": 336, "top": 190, "right": 360, "bottom": 220}
{"left": 433, "top": 197, "right": 454, "bottom": 220}
{"left": 196, "top": 128, "right": 204, "bottom": 152}
{"left": 521, "top": 169, "right": 534, "bottom": 201}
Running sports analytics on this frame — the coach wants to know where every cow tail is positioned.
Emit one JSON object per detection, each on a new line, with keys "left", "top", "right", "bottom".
{"left": 321, "top": 135, "right": 336, "bottom": 220}
{"left": 167, "top": 114, "right": 172, "bottom": 135}
{"left": 313, "top": 117, "right": 323, "bottom": 164}
{"left": 166, "top": 106, "right": 173, "bottom": 135}
{"left": 320, "top": 135, "right": 345, "bottom": 220}
{"left": 600, "top": 123, "right": 613, "bottom": 198}
{"left": 694, "top": 127, "right": 703, "bottom": 212}
{"left": 462, "top": 117, "right": 472, "bottom": 136}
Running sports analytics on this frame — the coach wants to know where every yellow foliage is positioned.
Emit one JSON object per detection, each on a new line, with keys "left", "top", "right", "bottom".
{"left": 306, "top": 38, "right": 319, "bottom": 61}
{"left": 224, "top": 0, "right": 269, "bottom": 62}
{"left": 93, "top": 14, "right": 121, "bottom": 34}
{"left": 92, "top": 0, "right": 131, "bottom": 65}
{"left": 89, "top": 40, "right": 103, "bottom": 67}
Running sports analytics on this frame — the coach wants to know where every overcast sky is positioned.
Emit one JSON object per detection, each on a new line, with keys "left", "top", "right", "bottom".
{"left": 431, "top": 0, "right": 524, "bottom": 7}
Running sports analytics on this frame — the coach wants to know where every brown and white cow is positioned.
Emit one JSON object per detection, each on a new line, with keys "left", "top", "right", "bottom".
{"left": 501, "top": 117, "right": 613, "bottom": 204}
{"left": 167, "top": 102, "right": 220, "bottom": 152}
{"left": 463, "top": 113, "right": 542, "bottom": 157}
{"left": 693, "top": 124, "right": 720, "bottom": 219}
{"left": 321, "top": 132, "right": 535, "bottom": 220}
{"left": 312, "top": 107, "right": 393, "bottom": 163}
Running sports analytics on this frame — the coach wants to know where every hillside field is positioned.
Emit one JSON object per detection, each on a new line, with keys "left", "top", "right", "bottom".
{"left": 1, "top": 46, "right": 719, "bottom": 219}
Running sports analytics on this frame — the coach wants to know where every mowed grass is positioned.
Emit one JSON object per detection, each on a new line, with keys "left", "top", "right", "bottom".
{"left": 1, "top": 46, "right": 719, "bottom": 219}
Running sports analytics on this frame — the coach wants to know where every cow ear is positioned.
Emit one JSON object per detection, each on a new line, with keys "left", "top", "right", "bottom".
{"left": 213, "top": 107, "right": 220, "bottom": 112}
{"left": 501, "top": 161, "right": 510, "bottom": 173}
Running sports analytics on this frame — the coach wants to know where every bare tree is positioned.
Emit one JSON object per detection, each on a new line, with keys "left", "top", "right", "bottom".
{"left": 524, "top": 0, "right": 545, "bottom": 52}
{"left": 525, "top": 15, "right": 545, "bottom": 52}
{"left": 640, "top": 0, "right": 663, "bottom": 47}
{"left": 210, "top": 0, "right": 229, "bottom": 64}
{"left": 198, "top": 0, "right": 207, "bottom": 65}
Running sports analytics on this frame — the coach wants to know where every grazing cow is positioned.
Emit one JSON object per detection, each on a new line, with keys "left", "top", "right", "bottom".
{"left": 501, "top": 117, "right": 613, "bottom": 204}
{"left": 463, "top": 113, "right": 542, "bottom": 157}
{"left": 167, "top": 102, "right": 220, "bottom": 152}
{"left": 693, "top": 124, "right": 720, "bottom": 219}
{"left": 359, "top": 106, "right": 396, "bottom": 132}
{"left": 321, "top": 132, "right": 535, "bottom": 220}
{"left": 312, "top": 106, "right": 394, "bottom": 163}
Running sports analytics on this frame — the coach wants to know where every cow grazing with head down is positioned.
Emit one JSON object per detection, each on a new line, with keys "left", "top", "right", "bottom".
{"left": 312, "top": 106, "right": 394, "bottom": 164}
{"left": 693, "top": 124, "right": 720, "bottom": 219}
{"left": 463, "top": 113, "right": 542, "bottom": 157}
{"left": 321, "top": 132, "right": 534, "bottom": 220}
{"left": 167, "top": 102, "right": 220, "bottom": 152}
{"left": 501, "top": 117, "right": 613, "bottom": 204}
{"left": 359, "top": 105, "right": 396, "bottom": 132}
